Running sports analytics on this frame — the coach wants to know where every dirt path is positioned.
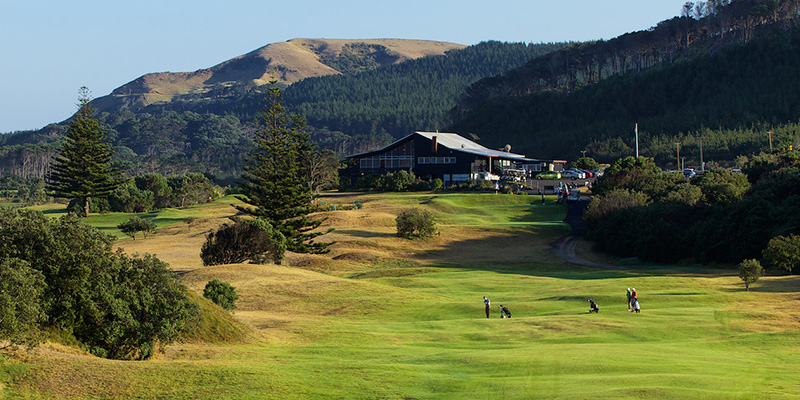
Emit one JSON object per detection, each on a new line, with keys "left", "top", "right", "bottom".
{"left": 551, "top": 192, "right": 630, "bottom": 270}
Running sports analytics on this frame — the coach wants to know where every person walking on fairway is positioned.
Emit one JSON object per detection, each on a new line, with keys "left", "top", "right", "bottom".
{"left": 483, "top": 296, "right": 491, "bottom": 318}
{"left": 627, "top": 288, "right": 632, "bottom": 312}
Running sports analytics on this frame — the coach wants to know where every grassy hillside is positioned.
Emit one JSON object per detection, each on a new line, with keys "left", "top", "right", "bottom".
{"left": 2, "top": 193, "right": 799, "bottom": 399}
{"left": 91, "top": 38, "right": 466, "bottom": 114}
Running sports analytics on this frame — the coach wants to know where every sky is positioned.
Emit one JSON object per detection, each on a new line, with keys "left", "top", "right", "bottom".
{"left": 0, "top": 0, "right": 689, "bottom": 133}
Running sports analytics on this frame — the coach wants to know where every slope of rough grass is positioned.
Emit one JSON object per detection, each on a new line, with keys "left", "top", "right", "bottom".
{"left": 3, "top": 192, "right": 800, "bottom": 399}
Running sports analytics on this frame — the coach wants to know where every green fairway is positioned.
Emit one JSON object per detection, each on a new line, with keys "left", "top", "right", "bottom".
{"left": 3, "top": 192, "right": 799, "bottom": 399}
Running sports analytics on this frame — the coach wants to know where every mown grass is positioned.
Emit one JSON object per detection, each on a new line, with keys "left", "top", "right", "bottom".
{"left": 3, "top": 192, "right": 799, "bottom": 399}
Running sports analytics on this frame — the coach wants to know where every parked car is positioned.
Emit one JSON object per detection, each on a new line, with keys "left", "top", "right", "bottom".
{"left": 567, "top": 190, "right": 581, "bottom": 202}
{"left": 536, "top": 171, "right": 561, "bottom": 180}
{"left": 581, "top": 170, "right": 593, "bottom": 178}
{"left": 565, "top": 168, "right": 586, "bottom": 179}
{"left": 476, "top": 171, "right": 500, "bottom": 181}
{"left": 590, "top": 169, "right": 604, "bottom": 178}
{"left": 562, "top": 170, "right": 584, "bottom": 180}
{"left": 683, "top": 169, "right": 696, "bottom": 179}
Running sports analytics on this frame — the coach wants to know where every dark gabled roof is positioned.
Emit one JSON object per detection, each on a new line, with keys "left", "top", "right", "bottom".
{"left": 346, "top": 131, "right": 546, "bottom": 162}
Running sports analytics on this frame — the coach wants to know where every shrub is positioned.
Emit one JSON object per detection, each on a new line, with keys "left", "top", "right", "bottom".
{"left": 738, "top": 259, "right": 764, "bottom": 291}
{"left": 396, "top": 208, "right": 437, "bottom": 238}
{"left": 762, "top": 234, "right": 800, "bottom": 273}
{"left": 117, "top": 216, "right": 157, "bottom": 239}
{"left": 583, "top": 188, "right": 650, "bottom": 225}
{"left": 203, "top": 279, "right": 239, "bottom": 311}
{"left": 0, "top": 257, "right": 45, "bottom": 348}
{"left": 201, "top": 217, "right": 286, "bottom": 265}
{"left": 79, "top": 252, "right": 199, "bottom": 360}
{"left": 0, "top": 208, "right": 198, "bottom": 360}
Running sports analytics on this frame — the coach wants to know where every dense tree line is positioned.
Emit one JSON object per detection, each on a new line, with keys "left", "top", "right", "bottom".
{"left": 68, "top": 172, "right": 223, "bottom": 214}
{"left": 450, "top": 0, "right": 800, "bottom": 164}
{"left": 585, "top": 151, "right": 800, "bottom": 268}
{"left": 285, "top": 41, "right": 565, "bottom": 138}
{"left": 455, "top": 0, "right": 800, "bottom": 113}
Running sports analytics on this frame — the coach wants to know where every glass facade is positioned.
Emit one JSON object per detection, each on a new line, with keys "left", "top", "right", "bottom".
{"left": 359, "top": 140, "right": 415, "bottom": 169}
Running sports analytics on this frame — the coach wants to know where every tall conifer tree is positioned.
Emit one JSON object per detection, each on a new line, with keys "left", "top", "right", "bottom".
{"left": 47, "top": 87, "right": 120, "bottom": 217}
{"left": 235, "top": 83, "right": 331, "bottom": 257}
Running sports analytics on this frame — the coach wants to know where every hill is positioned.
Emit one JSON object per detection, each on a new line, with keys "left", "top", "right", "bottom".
{"left": 448, "top": 0, "right": 800, "bottom": 165}
{"left": 91, "top": 38, "right": 466, "bottom": 113}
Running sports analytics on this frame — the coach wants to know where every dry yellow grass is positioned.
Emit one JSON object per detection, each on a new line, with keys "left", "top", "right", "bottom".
{"left": 104, "top": 38, "right": 465, "bottom": 108}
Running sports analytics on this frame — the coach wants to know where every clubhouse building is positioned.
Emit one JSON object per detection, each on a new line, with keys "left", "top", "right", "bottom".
{"left": 340, "top": 131, "right": 562, "bottom": 186}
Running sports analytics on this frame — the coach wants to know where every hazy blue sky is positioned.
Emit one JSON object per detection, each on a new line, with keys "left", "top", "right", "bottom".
{"left": 0, "top": 0, "right": 688, "bottom": 133}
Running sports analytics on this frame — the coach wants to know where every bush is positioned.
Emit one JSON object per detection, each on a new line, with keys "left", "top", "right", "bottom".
{"left": 117, "top": 216, "right": 157, "bottom": 239}
{"left": 201, "top": 217, "right": 286, "bottom": 265}
{"left": 762, "top": 234, "right": 800, "bottom": 273}
{"left": 0, "top": 208, "right": 198, "bottom": 359}
{"left": 78, "top": 252, "right": 199, "bottom": 360}
{"left": 396, "top": 208, "right": 437, "bottom": 238}
{"left": 0, "top": 257, "right": 45, "bottom": 348}
{"left": 203, "top": 279, "right": 239, "bottom": 311}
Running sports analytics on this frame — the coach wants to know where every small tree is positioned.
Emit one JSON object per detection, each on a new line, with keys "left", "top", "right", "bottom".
{"left": 117, "top": 216, "right": 157, "bottom": 240}
{"left": 201, "top": 217, "right": 286, "bottom": 265}
{"left": 396, "top": 208, "right": 437, "bottom": 238}
{"left": 762, "top": 234, "right": 800, "bottom": 274}
{"left": 738, "top": 259, "right": 764, "bottom": 291}
{"left": 203, "top": 279, "right": 239, "bottom": 311}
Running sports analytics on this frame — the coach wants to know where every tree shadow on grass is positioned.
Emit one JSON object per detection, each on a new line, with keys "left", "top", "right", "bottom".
{"left": 334, "top": 229, "right": 396, "bottom": 239}
{"left": 411, "top": 234, "right": 640, "bottom": 281}
{"left": 719, "top": 276, "right": 800, "bottom": 293}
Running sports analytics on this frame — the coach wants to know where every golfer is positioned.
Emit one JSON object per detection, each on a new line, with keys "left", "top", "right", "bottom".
{"left": 483, "top": 296, "right": 491, "bottom": 318}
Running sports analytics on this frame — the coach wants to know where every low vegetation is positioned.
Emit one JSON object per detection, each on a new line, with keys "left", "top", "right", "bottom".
{"left": 0, "top": 208, "right": 198, "bottom": 359}
{"left": 116, "top": 216, "right": 156, "bottom": 239}
{"left": 202, "top": 279, "right": 239, "bottom": 311}
{"left": 395, "top": 208, "right": 437, "bottom": 238}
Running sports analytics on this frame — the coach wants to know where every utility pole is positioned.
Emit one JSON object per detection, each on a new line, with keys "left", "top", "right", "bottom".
{"left": 676, "top": 142, "right": 681, "bottom": 171}
{"left": 768, "top": 130, "right": 774, "bottom": 152}
{"left": 699, "top": 136, "right": 704, "bottom": 172}
{"left": 681, "top": 157, "right": 686, "bottom": 171}
{"left": 580, "top": 150, "right": 587, "bottom": 158}
{"left": 635, "top": 123, "right": 639, "bottom": 158}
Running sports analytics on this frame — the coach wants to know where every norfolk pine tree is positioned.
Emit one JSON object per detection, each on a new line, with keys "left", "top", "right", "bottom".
{"left": 235, "top": 82, "right": 332, "bottom": 258}
{"left": 47, "top": 87, "right": 120, "bottom": 217}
